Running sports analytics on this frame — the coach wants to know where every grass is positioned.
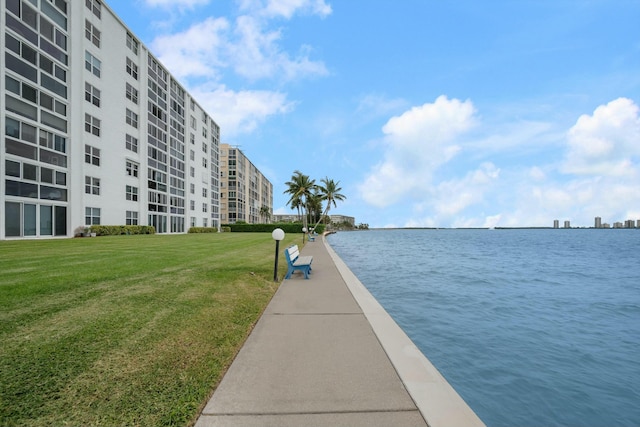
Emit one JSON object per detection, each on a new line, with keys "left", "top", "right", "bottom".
{"left": 0, "top": 233, "right": 299, "bottom": 426}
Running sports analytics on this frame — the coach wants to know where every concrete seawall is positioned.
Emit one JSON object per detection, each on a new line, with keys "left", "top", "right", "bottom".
{"left": 195, "top": 235, "right": 484, "bottom": 427}
{"left": 324, "top": 237, "right": 485, "bottom": 427}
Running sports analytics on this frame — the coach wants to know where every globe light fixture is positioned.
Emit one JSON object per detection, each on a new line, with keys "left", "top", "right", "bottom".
{"left": 272, "top": 228, "right": 285, "bottom": 281}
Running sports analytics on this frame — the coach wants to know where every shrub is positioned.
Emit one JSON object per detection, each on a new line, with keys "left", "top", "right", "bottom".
{"left": 188, "top": 227, "right": 218, "bottom": 233}
{"left": 90, "top": 225, "right": 156, "bottom": 236}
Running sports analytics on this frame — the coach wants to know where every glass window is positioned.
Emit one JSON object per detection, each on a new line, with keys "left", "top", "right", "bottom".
{"left": 41, "top": 167, "right": 54, "bottom": 183}
{"left": 5, "top": 202, "right": 21, "bottom": 237}
{"left": 85, "top": 207, "right": 101, "bottom": 225}
{"left": 6, "top": 160, "right": 21, "bottom": 177}
{"left": 54, "top": 206, "right": 67, "bottom": 236}
{"left": 84, "top": 51, "right": 101, "bottom": 77}
{"left": 55, "top": 171, "right": 66, "bottom": 185}
{"left": 23, "top": 204, "right": 37, "bottom": 236}
{"left": 23, "top": 163, "right": 38, "bottom": 181}
{"left": 40, "top": 205, "right": 53, "bottom": 235}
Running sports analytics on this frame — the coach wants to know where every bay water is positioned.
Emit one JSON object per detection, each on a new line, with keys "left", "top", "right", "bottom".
{"left": 327, "top": 229, "right": 639, "bottom": 427}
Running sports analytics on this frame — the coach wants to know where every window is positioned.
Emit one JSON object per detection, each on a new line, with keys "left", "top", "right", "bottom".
{"left": 126, "top": 210, "right": 138, "bottom": 225}
{"left": 84, "top": 145, "right": 100, "bottom": 166}
{"left": 190, "top": 167, "right": 195, "bottom": 177}
{"left": 202, "top": 203, "right": 208, "bottom": 213}
{"left": 126, "top": 109, "right": 138, "bottom": 128}
{"left": 202, "top": 188, "right": 208, "bottom": 197}
{"left": 202, "top": 142, "right": 208, "bottom": 153}
{"left": 190, "top": 183, "right": 195, "bottom": 194}
{"left": 126, "top": 33, "right": 139, "bottom": 54}
{"left": 85, "top": 20, "right": 100, "bottom": 47}
{"left": 125, "top": 83, "right": 138, "bottom": 104}
{"left": 126, "top": 185, "right": 138, "bottom": 201}
{"left": 39, "top": 130, "right": 66, "bottom": 153}
{"left": 85, "top": 82, "right": 100, "bottom": 107}
{"left": 125, "top": 134, "right": 138, "bottom": 153}
{"left": 85, "top": 51, "right": 101, "bottom": 77}
{"left": 190, "top": 200, "right": 195, "bottom": 211}
{"left": 126, "top": 160, "right": 139, "bottom": 177}
{"left": 85, "top": 0, "right": 101, "bottom": 19}
{"left": 126, "top": 58, "right": 138, "bottom": 80}
{"left": 85, "top": 207, "right": 101, "bottom": 225}
{"left": 85, "top": 176, "right": 100, "bottom": 195}
{"left": 84, "top": 114, "right": 100, "bottom": 136}
{"left": 190, "top": 116, "right": 196, "bottom": 129}
{"left": 190, "top": 150, "right": 195, "bottom": 161}
{"left": 202, "top": 158, "right": 207, "bottom": 168}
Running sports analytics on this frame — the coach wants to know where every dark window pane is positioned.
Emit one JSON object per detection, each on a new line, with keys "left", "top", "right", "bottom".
{"left": 40, "top": 185, "right": 66, "bottom": 201}
{"left": 41, "top": 167, "right": 53, "bottom": 183}
{"left": 6, "top": 160, "right": 21, "bottom": 177}
{"left": 23, "top": 163, "right": 37, "bottom": 180}
{"left": 5, "top": 202, "right": 21, "bottom": 237}
{"left": 5, "top": 138, "right": 38, "bottom": 160}
{"left": 5, "top": 180, "right": 38, "bottom": 198}
{"left": 54, "top": 206, "right": 67, "bottom": 236}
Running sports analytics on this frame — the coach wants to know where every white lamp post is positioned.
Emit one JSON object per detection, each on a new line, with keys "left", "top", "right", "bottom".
{"left": 302, "top": 226, "right": 307, "bottom": 244}
{"left": 272, "top": 228, "right": 285, "bottom": 282}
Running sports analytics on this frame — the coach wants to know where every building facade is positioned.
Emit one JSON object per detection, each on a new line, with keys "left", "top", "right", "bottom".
{"left": 219, "top": 144, "right": 272, "bottom": 224}
{"left": 2, "top": 0, "right": 221, "bottom": 239}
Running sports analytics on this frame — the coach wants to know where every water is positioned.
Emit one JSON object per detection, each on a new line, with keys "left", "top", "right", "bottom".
{"left": 327, "top": 229, "right": 640, "bottom": 427}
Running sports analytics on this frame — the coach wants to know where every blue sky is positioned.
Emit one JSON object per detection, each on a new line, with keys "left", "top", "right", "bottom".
{"left": 106, "top": 0, "right": 640, "bottom": 228}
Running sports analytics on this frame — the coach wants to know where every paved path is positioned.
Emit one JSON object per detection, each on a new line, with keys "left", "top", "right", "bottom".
{"left": 195, "top": 235, "right": 484, "bottom": 427}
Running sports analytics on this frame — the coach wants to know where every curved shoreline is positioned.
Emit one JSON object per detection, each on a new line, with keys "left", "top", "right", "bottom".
{"left": 323, "top": 236, "right": 485, "bottom": 427}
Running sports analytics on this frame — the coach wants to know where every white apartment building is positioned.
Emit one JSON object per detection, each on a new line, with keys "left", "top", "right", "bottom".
{"left": 1, "top": 0, "right": 221, "bottom": 239}
{"left": 219, "top": 144, "right": 273, "bottom": 224}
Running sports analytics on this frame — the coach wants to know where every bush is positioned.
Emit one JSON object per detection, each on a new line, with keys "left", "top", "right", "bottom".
{"left": 188, "top": 227, "right": 218, "bottom": 233}
{"left": 89, "top": 225, "right": 156, "bottom": 236}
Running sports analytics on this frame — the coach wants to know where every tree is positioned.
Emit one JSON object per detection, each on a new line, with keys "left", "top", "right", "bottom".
{"left": 311, "top": 177, "right": 346, "bottom": 231}
{"left": 284, "top": 171, "right": 316, "bottom": 233}
{"left": 259, "top": 205, "right": 271, "bottom": 223}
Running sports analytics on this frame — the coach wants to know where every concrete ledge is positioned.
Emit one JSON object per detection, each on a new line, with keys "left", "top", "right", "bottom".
{"left": 324, "top": 237, "right": 486, "bottom": 427}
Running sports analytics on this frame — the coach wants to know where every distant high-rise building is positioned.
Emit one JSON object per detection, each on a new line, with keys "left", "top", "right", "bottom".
{"left": 564, "top": 220, "right": 571, "bottom": 228}
{"left": 219, "top": 144, "right": 273, "bottom": 224}
{"left": 553, "top": 220, "right": 560, "bottom": 229}
{"left": 595, "top": 217, "right": 602, "bottom": 228}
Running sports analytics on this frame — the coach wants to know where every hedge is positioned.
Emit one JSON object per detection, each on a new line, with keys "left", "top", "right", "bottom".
{"left": 221, "top": 223, "right": 325, "bottom": 234}
{"left": 188, "top": 227, "right": 218, "bottom": 233}
{"left": 89, "top": 225, "right": 156, "bottom": 236}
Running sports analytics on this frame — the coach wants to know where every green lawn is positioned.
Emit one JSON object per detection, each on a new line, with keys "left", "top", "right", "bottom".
{"left": 0, "top": 233, "right": 298, "bottom": 426}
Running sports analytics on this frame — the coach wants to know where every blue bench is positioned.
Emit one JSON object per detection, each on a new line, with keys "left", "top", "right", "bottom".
{"left": 307, "top": 234, "right": 315, "bottom": 242}
{"left": 284, "top": 245, "right": 313, "bottom": 279}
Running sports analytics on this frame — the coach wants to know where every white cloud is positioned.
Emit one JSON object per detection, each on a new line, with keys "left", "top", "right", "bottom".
{"left": 238, "top": 0, "right": 332, "bottom": 19}
{"left": 359, "top": 96, "right": 477, "bottom": 208}
{"left": 150, "top": 13, "right": 327, "bottom": 83}
{"left": 151, "top": 17, "right": 229, "bottom": 80}
{"left": 563, "top": 97, "right": 640, "bottom": 176}
{"left": 232, "top": 15, "right": 327, "bottom": 81}
{"left": 190, "top": 85, "right": 295, "bottom": 136}
{"left": 144, "top": 0, "right": 210, "bottom": 9}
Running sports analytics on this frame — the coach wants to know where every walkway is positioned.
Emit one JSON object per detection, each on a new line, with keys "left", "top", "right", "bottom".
{"left": 195, "top": 235, "right": 484, "bottom": 427}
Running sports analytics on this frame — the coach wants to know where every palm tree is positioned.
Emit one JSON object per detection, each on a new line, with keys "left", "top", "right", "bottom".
{"left": 311, "top": 177, "right": 346, "bottom": 231}
{"left": 259, "top": 205, "right": 271, "bottom": 223}
{"left": 284, "top": 170, "right": 316, "bottom": 232}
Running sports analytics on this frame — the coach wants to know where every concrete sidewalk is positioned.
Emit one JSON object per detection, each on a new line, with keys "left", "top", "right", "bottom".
{"left": 195, "top": 236, "right": 484, "bottom": 427}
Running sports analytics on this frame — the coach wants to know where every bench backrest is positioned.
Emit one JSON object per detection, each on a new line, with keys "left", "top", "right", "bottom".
{"left": 285, "top": 245, "right": 300, "bottom": 264}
